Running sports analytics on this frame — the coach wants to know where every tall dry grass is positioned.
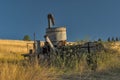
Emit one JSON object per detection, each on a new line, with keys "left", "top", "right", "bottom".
{"left": 0, "top": 41, "right": 120, "bottom": 80}
{"left": 0, "top": 39, "right": 33, "bottom": 53}
{"left": 0, "top": 51, "right": 119, "bottom": 80}
{"left": 0, "top": 53, "right": 59, "bottom": 80}
{"left": 0, "top": 62, "right": 58, "bottom": 80}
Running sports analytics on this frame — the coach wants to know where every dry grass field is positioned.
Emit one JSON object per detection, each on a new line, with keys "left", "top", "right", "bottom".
{"left": 0, "top": 40, "right": 120, "bottom": 80}
{"left": 0, "top": 39, "right": 33, "bottom": 54}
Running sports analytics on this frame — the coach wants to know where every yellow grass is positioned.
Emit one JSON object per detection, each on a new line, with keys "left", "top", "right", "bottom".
{"left": 0, "top": 62, "right": 58, "bottom": 80}
{"left": 0, "top": 39, "right": 33, "bottom": 53}
{"left": 0, "top": 52, "right": 118, "bottom": 80}
{"left": 0, "top": 40, "right": 120, "bottom": 80}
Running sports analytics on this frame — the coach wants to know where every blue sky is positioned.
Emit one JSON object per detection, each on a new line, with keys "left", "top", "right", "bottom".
{"left": 0, "top": 0, "right": 120, "bottom": 41}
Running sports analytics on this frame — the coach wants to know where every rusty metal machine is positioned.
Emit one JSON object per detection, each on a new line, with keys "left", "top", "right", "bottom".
{"left": 46, "top": 14, "right": 67, "bottom": 47}
{"left": 22, "top": 13, "right": 67, "bottom": 60}
{"left": 21, "top": 14, "right": 105, "bottom": 71}
{"left": 22, "top": 13, "right": 103, "bottom": 58}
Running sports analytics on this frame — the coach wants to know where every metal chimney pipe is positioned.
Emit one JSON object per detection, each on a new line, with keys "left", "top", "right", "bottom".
{"left": 47, "top": 14, "right": 55, "bottom": 28}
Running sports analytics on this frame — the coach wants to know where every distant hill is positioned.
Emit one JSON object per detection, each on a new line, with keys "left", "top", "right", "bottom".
{"left": 0, "top": 39, "right": 120, "bottom": 55}
{"left": 0, "top": 39, "right": 34, "bottom": 54}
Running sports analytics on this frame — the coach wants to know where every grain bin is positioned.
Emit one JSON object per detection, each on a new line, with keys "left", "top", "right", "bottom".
{"left": 46, "top": 26, "right": 67, "bottom": 46}
{"left": 46, "top": 14, "right": 67, "bottom": 46}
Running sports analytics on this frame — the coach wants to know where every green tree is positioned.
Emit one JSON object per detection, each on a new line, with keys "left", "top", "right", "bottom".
{"left": 107, "top": 37, "right": 111, "bottom": 42}
{"left": 98, "top": 38, "right": 102, "bottom": 42}
{"left": 116, "top": 37, "right": 119, "bottom": 41}
{"left": 23, "top": 35, "right": 31, "bottom": 41}
{"left": 111, "top": 37, "right": 115, "bottom": 42}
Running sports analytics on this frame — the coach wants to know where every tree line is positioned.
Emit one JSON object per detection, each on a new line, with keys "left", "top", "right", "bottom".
{"left": 98, "top": 37, "right": 120, "bottom": 42}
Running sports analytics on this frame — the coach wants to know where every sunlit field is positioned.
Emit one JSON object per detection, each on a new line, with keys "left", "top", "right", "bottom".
{"left": 0, "top": 39, "right": 33, "bottom": 54}
{"left": 0, "top": 41, "right": 120, "bottom": 80}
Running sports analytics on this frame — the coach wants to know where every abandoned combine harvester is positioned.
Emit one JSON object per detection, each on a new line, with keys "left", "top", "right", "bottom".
{"left": 22, "top": 14, "right": 104, "bottom": 70}
{"left": 22, "top": 13, "right": 67, "bottom": 60}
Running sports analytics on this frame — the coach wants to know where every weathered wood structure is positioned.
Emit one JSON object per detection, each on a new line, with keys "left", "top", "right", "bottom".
{"left": 21, "top": 14, "right": 105, "bottom": 71}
